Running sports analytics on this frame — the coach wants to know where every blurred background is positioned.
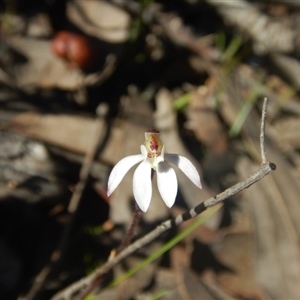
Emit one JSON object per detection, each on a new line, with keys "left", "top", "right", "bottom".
{"left": 1, "top": 0, "right": 300, "bottom": 299}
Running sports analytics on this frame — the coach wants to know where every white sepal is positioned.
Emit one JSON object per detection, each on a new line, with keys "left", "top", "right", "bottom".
{"left": 133, "top": 160, "right": 152, "bottom": 212}
{"left": 107, "top": 154, "right": 144, "bottom": 197}
{"left": 157, "top": 161, "right": 178, "bottom": 208}
{"left": 164, "top": 154, "right": 202, "bottom": 189}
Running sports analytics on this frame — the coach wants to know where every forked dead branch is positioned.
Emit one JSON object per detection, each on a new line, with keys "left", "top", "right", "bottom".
{"left": 52, "top": 97, "right": 276, "bottom": 300}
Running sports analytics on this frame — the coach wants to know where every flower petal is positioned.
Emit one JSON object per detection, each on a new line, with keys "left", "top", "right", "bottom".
{"left": 133, "top": 161, "right": 152, "bottom": 212}
{"left": 157, "top": 162, "right": 178, "bottom": 208}
{"left": 164, "top": 154, "right": 202, "bottom": 189}
{"left": 107, "top": 154, "right": 144, "bottom": 197}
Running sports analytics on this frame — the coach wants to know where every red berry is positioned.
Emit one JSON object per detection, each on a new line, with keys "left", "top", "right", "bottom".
{"left": 51, "top": 31, "right": 92, "bottom": 68}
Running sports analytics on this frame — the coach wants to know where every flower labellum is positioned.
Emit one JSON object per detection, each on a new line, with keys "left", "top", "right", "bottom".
{"left": 107, "top": 130, "right": 202, "bottom": 212}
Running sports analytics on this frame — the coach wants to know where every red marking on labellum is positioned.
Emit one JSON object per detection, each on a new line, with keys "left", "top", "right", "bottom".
{"left": 149, "top": 136, "right": 159, "bottom": 151}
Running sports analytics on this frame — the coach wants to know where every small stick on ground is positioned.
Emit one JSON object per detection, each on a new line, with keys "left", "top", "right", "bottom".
{"left": 260, "top": 97, "right": 268, "bottom": 165}
{"left": 116, "top": 205, "right": 142, "bottom": 254}
{"left": 68, "top": 103, "right": 108, "bottom": 213}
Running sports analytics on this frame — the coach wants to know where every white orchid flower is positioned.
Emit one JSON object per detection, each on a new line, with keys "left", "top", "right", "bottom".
{"left": 107, "top": 130, "right": 202, "bottom": 212}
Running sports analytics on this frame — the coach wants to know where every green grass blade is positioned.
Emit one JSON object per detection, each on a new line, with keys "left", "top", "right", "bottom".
{"left": 229, "top": 92, "right": 257, "bottom": 137}
{"left": 172, "top": 93, "right": 191, "bottom": 111}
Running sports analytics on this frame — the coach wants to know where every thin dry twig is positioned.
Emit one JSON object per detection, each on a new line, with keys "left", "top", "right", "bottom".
{"left": 154, "top": 11, "right": 220, "bottom": 61}
{"left": 68, "top": 103, "right": 109, "bottom": 213}
{"left": 260, "top": 97, "right": 268, "bottom": 165}
{"left": 84, "top": 55, "right": 117, "bottom": 87}
{"left": 20, "top": 104, "right": 108, "bottom": 300}
{"left": 116, "top": 205, "right": 142, "bottom": 253}
{"left": 52, "top": 98, "right": 276, "bottom": 300}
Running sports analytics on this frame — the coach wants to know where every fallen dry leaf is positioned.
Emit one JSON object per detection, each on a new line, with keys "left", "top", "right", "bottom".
{"left": 67, "top": 0, "right": 130, "bottom": 43}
